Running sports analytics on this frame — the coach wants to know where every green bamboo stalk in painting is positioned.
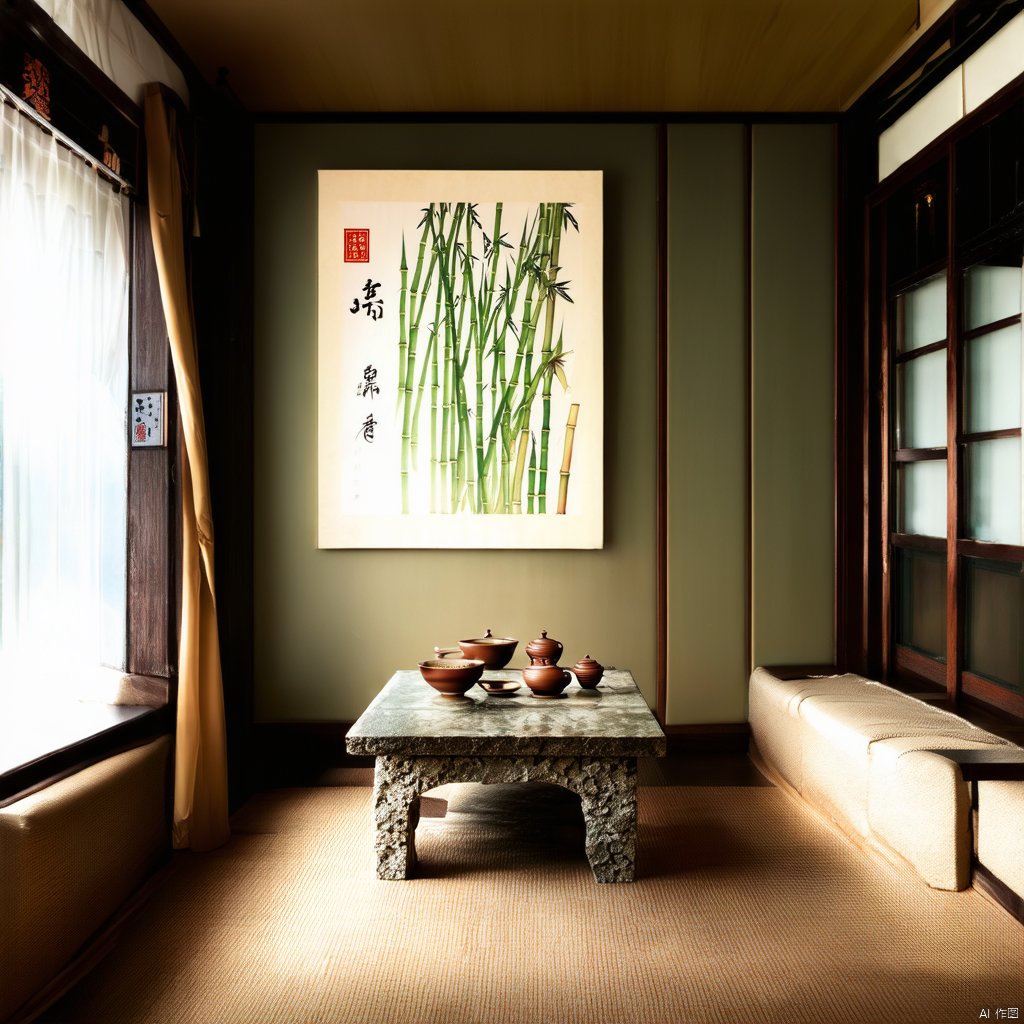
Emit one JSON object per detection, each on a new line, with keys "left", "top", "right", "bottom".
{"left": 464, "top": 208, "right": 488, "bottom": 513}
{"left": 523, "top": 204, "right": 550, "bottom": 388}
{"left": 526, "top": 434, "right": 537, "bottom": 515}
{"left": 449, "top": 205, "right": 470, "bottom": 511}
{"left": 397, "top": 236, "right": 408, "bottom": 417}
{"left": 410, "top": 328, "right": 434, "bottom": 472}
{"left": 400, "top": 211, "right": 436, "bottom": 511}
{"left": 538, "top": 204, "right": 564, "bottom": 513}
{"left": 557, "top": 403, "right": 580, "bottom": 514}
{"left": 429, "top": 274, "right": 442, "bottom": 513}
{"left": 510, "top": 427, "right": 529, "bottom": 514}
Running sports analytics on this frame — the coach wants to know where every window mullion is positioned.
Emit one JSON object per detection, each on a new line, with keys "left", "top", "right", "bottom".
{"left": 945, "top": 141, "right": 961, "bottom": 705}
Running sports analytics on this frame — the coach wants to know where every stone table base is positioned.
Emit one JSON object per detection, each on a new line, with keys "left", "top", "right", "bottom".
{"left": 372, "top": 754, "right": 638, "bottom": 883}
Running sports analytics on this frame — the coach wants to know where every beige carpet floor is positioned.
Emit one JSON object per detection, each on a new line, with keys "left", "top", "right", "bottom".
{"left": 39, "top": 778, "right": 1023, "bottom": 1024}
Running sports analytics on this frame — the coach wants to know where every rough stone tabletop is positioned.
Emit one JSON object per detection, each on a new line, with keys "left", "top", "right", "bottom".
{"left": 346, "top": 669, "right": 666, "bottom": 759}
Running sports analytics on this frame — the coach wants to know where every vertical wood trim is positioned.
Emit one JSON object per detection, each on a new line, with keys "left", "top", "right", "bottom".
{"left": 880, "top": 211, "right": 892, "bottom": 678}
{"left": 833, "top": 124, "right": 842, "bottom": 669}
{"left": 945, "top": 141, "right": 961, "bottom": 703}
{"left": 744, "top": 123, "right": 753, "bottom": 678}
{"left": 128, "top": 203, "right": 174, "bottom": 679}
{"left": 861, "top": 204, "right": 874, "bottom": 669}
{"left": 656, "top": 121, "right": 668, "bottom": 725}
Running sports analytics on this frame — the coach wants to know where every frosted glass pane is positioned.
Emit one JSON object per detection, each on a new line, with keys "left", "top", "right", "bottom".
{"left": 966, "top": 324, "right": 1022, "bottom": 433}
{"left": 896, "top": 273, "right": 946, "bottom": 353}
{"left": 965, "top": 437, "right": 1023, "bottom": 544}
{"left": 964, "top": 558, "right": 1024, "bottom": 694}
{"left": 898, "top": 348, "right": 946, "bottom": 448}
{"left": 895, "top": 548, "right": 947, "bottom": 661}
{"left": 896, "top": 460, "right": 947, "bottom": 538}
{"left": 965, "top": 263, "right": 1023, "bottom": 330}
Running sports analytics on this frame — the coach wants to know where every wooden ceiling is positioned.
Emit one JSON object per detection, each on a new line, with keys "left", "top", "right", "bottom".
{"left": 144, "top": 0, "right": 920, "bottom": 113}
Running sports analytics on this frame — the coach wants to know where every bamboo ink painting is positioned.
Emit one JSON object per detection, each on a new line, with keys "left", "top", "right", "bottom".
{"left": 318, "top": 170, "right": 603, "bottom": 549}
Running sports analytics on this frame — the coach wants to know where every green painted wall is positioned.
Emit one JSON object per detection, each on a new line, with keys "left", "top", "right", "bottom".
{"left": 666, "top": 124, "right": 749, "bottom": 723}
{"left": 253, "top": 120, "right": 837, "bottom": 725}
{"left": 253, "top": 123, "right": 658, "bottom": 721}
{"left": 751, "top": 124, "right": 836, "bottom": 667}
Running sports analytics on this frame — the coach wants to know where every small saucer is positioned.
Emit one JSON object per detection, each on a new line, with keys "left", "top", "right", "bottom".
{"left": 479, "top": 680, "right": 521, "bottom": 696}
{"left": 529, "top": 691, "right": 568, "bottom": 700}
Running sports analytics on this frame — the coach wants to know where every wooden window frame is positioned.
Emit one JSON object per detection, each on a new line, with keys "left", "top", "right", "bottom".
{"left": 0, "top": 1, "right": 178, "bottom": 800}
{"left": 864, "top": 78, "right": 1024, "bottom": 720}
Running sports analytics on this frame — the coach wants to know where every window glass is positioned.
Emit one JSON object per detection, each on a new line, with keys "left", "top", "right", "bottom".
{"left": 895, "top": 273, "right": 946, "bottom": 353}
{"left": 965, "top": 323, "right": 1022, "bottom": 434}
{"left": 896, "top": 460, "right": 947, "bottom": 538}
{"left": 964, "top": 558, "right": 1024, "bottom": 694}
{"left": 894, "top": 547, "right": 947, "bottom": 661}
{"left": 964, "top": 437, "right": 1023, "bottom": 545}
{"left": 0, "top": 102, "right": 129, "bottom": 680}
{"left": 897, "top": 348, "right": 946, "bottom": 448}
{"left": 964, "top": 262, "right": 1022, "bottom": 332}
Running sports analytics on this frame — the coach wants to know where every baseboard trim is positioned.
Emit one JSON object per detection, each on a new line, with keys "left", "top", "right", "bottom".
{"left": 662, "top": 722, "right": 751, "bottom": 755}
{"left": 251, "top": 721, "right": 366, "bottom": 789}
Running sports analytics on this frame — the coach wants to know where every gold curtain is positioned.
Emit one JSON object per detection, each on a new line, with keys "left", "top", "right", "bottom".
{"left": 144, "top": 83, "right": 230, "bottom": 852}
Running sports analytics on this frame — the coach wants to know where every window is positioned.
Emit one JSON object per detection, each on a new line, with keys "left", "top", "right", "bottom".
{"left": 0, "top": 97, "right": 130, "bottom": 687}
{"left": 872, "top": 91, "right": 1024, "bottom": 717}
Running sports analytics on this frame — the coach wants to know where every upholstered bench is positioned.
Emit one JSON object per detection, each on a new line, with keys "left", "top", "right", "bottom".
{"left": 748, "top": 668, "right": 1022, "bottom": 895}
{"left": 978, "top": 779, "right": 1024, "bottom": 905}
{"left": 0, "top": 736, "right": 170, "bottom": 1023}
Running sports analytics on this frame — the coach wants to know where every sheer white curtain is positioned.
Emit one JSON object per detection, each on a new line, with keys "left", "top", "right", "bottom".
{"left": 0, "top": 99, "right": 130, "bottom": 687}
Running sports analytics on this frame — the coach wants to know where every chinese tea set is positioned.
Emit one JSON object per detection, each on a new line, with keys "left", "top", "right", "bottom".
{"left": 419, "top": 628, "right": 604, "bottom": 699}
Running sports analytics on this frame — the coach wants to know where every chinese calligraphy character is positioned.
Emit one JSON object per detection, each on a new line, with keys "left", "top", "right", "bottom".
{"left": 358, "top": 413, "right": 377, "bottom": 443}
{"left": 350, "top": 279, "right": 384, "bottom": 320}
{"left": 357, "top": 365, "right": 380, "bottom": 399}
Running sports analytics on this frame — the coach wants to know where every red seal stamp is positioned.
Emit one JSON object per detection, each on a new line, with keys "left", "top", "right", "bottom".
{"left": 344, "top": 228, "right": 370, "bottom": 263}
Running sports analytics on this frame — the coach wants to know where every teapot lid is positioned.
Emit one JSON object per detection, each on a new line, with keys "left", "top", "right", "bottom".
{"left": 574, "top": 654, "right": 601, "bottom": 669}
{"left": 526, "top": 629, "right": 562, "bottom": 659}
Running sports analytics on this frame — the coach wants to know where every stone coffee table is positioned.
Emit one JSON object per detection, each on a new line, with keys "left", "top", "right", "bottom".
{"left": 345, "top": 668, "right": 666, "bottom": 883}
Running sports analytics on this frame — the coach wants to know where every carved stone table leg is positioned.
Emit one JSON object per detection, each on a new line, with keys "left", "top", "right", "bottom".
{"left": 370, "top": 753, "right": 638, "bottom": 882}
{"left": 574, "top": 757, "right": 637, "bottom": 882}
{"left": 371, "top": 756, "right": 421, "bottom": 879}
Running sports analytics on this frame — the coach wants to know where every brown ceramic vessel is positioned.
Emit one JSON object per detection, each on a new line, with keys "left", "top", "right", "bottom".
{"left": 572, "top": 654, "right": 604, "bottom": 689}
{"left": 418, "top": 658, "right": 485, "bottom": 696}
{"left": 523, "top": 663, "right": 572, "bottom": 697}
{"left": 434, "top": 628, "right": 518, "bottom": 669}
{"left": 525, "top": 629, "right": 563, "bottom": 665}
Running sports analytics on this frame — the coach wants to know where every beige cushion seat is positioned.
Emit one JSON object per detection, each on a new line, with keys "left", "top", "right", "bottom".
{"left": 978, "top": 781, "right": 1024, "bottom": 901}
{"left": 749, "top": 667, "right": 1018, "bottom": 893}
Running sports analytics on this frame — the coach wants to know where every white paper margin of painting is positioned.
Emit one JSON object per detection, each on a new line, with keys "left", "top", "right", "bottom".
{"left": 317, "top": 170, "right": 604, "bottom": 549}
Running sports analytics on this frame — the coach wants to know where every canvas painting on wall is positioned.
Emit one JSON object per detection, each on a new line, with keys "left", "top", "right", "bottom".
{"left": 317, "top": 170, "right": 603, "bottom": 548}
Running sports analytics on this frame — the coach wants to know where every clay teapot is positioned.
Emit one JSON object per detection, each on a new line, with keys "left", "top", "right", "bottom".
{"left": 523, "top": 662, "right": 572, "bottom": 696}
{"left": 523, "top": 630, "right": 569, "bottom": 696}
{"left": 525, "top": 629, "right": 563, "bottom": 666}
{"left": 572, "top": 654, "right": 604, "bottom": 689}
